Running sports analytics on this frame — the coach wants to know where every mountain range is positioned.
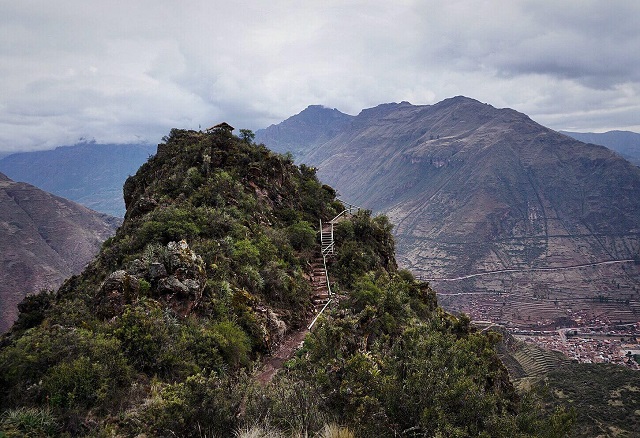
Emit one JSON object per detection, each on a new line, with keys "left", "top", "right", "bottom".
{"left": 1, "top": 98, "right": 638, "bottom": 330}
{"left": 0, "top": 172, "right": 118, "bottom": 332}
{"left": 0, "top": 127, "right": 570, "bottom": 437}
{"left": 561, "top": 130, "right": 640, "bottom": 166}
{"left": 256, "top": 97, "right": 640, "bottom": 327}
{"left": 0, "top": 142, "right": 156, "bottom": 217}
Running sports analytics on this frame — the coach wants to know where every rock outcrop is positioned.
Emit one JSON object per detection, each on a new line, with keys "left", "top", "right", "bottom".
{"left": 95, "top": 240, "right": 206, "bottom": 319}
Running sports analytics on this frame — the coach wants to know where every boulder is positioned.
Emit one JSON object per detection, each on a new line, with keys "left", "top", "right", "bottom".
{"left": 95, "top": 270, "right": 140, "bottom": 318}
{"left": 157, "top": 276, "right": 190, "bottom": 296}
{"left": 148, "top": 262, "right": 167, "bottom": 279}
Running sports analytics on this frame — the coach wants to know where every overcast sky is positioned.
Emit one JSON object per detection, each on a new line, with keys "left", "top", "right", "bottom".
{"left": 1, "top": 0, "right": 639, "bottom": 152}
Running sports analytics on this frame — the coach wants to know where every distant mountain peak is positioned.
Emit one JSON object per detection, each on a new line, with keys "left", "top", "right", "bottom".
{"left": 296, "top": 104, "right": 349, "bottom": 117}
{"left": 561, "top": 129, "right": 640, "bottom": 166}
{"left": 304, "top": 104, "right": 332, "bottom": 110}
{"left": 440, "top": 94, "right": 479, "bottom": 103}
{"left": 430, "top": 95, "right": 483, "bottom": 108}
{"left": 254, "top": 105, "right": 353, "bottom": 156}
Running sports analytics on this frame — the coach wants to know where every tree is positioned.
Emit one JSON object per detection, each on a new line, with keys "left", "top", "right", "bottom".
{"left": 239, "top": 129, "right": 255, "bottom": 144}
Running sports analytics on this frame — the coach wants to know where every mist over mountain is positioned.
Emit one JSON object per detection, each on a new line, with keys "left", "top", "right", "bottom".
{"left": 0, "top": 172, "right": 118, "bottom": 332}
{"left": 259, "top": 96, "right": 640, "bottom": 326}
{"left": 0, "top": 142, "right": 156, "bottom": 217}
{"left": 561, "top": 130, "right": 640, "bottom": 166}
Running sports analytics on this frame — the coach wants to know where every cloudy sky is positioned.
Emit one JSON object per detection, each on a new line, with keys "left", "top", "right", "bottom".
{"left": 1, "top": 0, "right": 639, "bottom": 152}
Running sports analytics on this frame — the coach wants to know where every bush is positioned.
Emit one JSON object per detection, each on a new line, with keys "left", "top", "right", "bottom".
{"left": 0, "top": 325, "right": 132, "bottom": 413}
{"left": 209, "top": 320, "right": 252, "bottom": 369}
{"left": 287, "top": 221, "right": 316, "bottom": 251}
{"left": 11, "top": 290, "right": 55, "bottom": 333}
{"left": 133, "top": 373, "right": 242, "bottom": 437}
{"left": 244, "top": 376, "right": 329, "bottom": 433}
{"left": 0, "top": 407, "right": 59, "bottom": 437}
{"left": 114, "top": 300, "right": 175, "bottom": 375}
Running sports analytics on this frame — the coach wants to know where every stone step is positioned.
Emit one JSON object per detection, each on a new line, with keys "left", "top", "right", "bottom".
{"left": 309, "top": 255, "right": 330, "bottom": 306}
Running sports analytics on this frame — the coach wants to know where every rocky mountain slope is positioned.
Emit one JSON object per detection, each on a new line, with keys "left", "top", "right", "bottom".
{"left": 561, "top": 130, "right": 640, "bottom": 166}
{"left": 0, "top": 128, "right": 569, "bottom": 437}
{"left": 0, "top": 142, "right": 156, "bottom": 217}
{"left": 259, "top": 97, "right": 640, "bottom": 328}
{"left": 0, "top": 172, "right": 118, "bottom": 332}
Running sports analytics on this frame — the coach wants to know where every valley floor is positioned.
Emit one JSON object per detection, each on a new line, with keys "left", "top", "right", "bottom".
{"left": 435, "top": 290, "right": 640, "bottom": 370}
{"left": 515, "top": 326, "right": 640, "bottom": 370}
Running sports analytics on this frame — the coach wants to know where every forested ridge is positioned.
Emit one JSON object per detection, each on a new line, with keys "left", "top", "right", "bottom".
{"left": 0, "top": 127, "right": 573, "bottom": 437}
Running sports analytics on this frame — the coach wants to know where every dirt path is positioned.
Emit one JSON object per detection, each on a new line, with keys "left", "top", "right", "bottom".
{"left": 255, "top": 257, "right": 331, "bottom": 384}
{"left": 255, "top": 319, "right": 312, "bottom": 384}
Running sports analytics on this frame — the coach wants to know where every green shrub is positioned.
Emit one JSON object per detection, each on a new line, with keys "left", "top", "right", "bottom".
{"left": 0, "top": 407, "right": 59, "bottom": 437}
{"left": 138, "top": 278, "right": 151, "bottom": 295}
{"left": 286, "top": 221, "right": 316, "bottom": 251}
{"left": 114, "top": 300, "right": 173, "bottom": 374}
{"left": 244, "top": 376, "right": 329, "bottom": 433}
{"left": 133, "top": 373, "right": 242, "bottom": 437}
{"left": 233, "top": 238, "right": 261, "bottom": 266}
{"left": 209, "top": 320, "right": 252, "bottom": 368}
{"left": 11, "top": 290, "right": 55, "bottom": 333}
{"left": 0, "top": 325, "right": 132, "bottom": 413}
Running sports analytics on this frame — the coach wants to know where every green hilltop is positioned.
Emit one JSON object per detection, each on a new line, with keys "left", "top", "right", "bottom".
{"left": 0, "top": 127, "right": 572, "bottom": 437}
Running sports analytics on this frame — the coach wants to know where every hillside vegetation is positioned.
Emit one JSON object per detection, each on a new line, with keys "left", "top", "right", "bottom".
{"left": 0, "top": 128, "right": 571, "bottom": 437}
{"left": 497, "top": 331, "right": 640, "bottom": 438}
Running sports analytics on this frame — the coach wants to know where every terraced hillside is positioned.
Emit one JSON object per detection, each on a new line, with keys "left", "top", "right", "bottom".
{"left": 495, "top": 326, "right": 640, "bottom": 437}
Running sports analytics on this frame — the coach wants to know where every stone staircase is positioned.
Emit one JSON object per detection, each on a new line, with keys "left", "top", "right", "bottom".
{"left": 255, "top": 256, "right": 332, "bottom": 384}
{"left": 256, "top": 202, "right": 359, "bottom": 383}
{"left": 310, "top": 257, "right": 331, "bottom": 308}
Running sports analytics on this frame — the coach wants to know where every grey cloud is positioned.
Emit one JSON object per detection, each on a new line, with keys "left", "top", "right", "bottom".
{"left": 0, "top": 1, "right": 639, "bottom": 152}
